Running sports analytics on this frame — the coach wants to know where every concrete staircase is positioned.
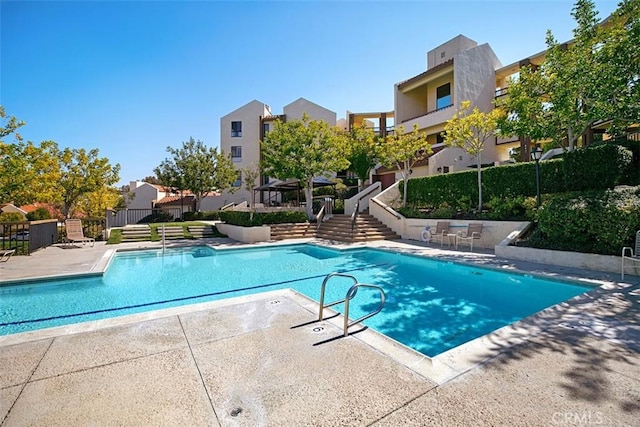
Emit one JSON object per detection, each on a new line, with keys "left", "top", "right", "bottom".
{"left": 270, "top": 223, "right": 317, "bottom": 240}
{"left": 121, "top": 225, "right": 151, "bottom": 242}
{"left": 188, "top": 225, "right": 218, "bottom": 238}
{"left": 316, "top": 214, "right": 400, "bottom": 243}
{"left": 158, "top": 225, "right": 184, "bottom": 240}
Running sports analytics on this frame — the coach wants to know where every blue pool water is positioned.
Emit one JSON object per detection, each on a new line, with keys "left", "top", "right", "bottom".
{"left": 0, "top": 244, "right": 590, "bottom": 356}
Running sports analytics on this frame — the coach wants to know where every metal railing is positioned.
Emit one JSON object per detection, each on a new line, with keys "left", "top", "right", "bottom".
{"left": 0, "top": 219, "right": 58, "bottom": 255}
{"left": 370, "top": 198, "right": 402, "bottom": 220}
{"left": 106, "top": 208, "right": 183, "bottom": 228}
{"left": 317, "top": 272, "right": 386, "bottom": 337}
{"left": 350, "top": 201, "right": 360, "bottom": 239}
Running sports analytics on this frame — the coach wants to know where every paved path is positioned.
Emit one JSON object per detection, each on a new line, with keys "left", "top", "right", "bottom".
{"left": 0, "top": 239, "right": 638, "bottom": 426}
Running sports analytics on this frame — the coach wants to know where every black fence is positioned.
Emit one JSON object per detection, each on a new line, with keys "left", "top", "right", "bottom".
{"left": 0, "top": 218, "right": 107, "bottom": 255}
{"left": 106, "top": 208, "right": 184, "bottom": 228}
{"left": 0, "top": 219, "right": 58, "bottom": 255}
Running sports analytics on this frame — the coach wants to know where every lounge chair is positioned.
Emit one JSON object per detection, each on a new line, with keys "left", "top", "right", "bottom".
{"left": 65, "top": 219, "right": 95, "bottom": 247}
{"left": 457, "top": 223, "right": 483, "bottom": 251}
{"left": 621, "top": 230, "right": 640, "bottom": 280}
{"left": 0, "top": 249, "right": 15, "bottom": 262}
{"left": 429, "top": 221, "right": 451, "bottom": 246}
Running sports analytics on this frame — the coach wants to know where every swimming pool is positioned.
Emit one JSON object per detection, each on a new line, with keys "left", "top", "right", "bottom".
{"left": 0, "top": 244, "right": 591, "bottom": 356}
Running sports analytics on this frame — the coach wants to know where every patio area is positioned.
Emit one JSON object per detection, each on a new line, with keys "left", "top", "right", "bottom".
{"left": 1, "top": 239, "right": 639, "bottom": 425}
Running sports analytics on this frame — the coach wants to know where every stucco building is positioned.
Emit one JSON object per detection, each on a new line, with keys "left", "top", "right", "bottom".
{"left": 372, "top": 35, "right": 504, "bottom": 183}
{"left": 218, "top": 98, "right": 336, "bottom": 206}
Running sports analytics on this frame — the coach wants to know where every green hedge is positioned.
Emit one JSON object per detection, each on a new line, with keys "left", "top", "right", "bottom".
{"left": 531, "top": 187, "right": 640, "bottom": 255}
{"left": 406, "top": 143, "right": 633, "bottom": 211}
{"left": 182, "top": 211, "right": 221, "bottom": 221}
{"left": 218, "top": 210, "right": 308, "bottom": 227}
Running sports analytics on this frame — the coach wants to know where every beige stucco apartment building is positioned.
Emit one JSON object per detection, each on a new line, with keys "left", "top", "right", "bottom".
{"left": 218, "top": 98, "right": 336, "bottom": 207}
{"left": 372, "top": 35, "right": 505, "bottom": 183}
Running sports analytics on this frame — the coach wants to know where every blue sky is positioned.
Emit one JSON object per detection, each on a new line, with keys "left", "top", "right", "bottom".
{"left": 1, "top": 0, "right": 619, "bottom": 186}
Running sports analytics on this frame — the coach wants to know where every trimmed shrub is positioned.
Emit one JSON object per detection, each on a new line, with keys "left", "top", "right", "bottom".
{"left": 533, "top": 187, "right": 640, "bottom": 255}
{"left": 26, "top": 207, "right": 52, "bottom": 221}
{"left": 0, "top": 212, "right": 24, "bottom": 222}
{"left": 406, "top": 144, "right": 633, "bottom": 215}
{"left": 183, "top": 211, "right": 221, "bottom": 221}
{"left": 218, "top": 210, "right": 308, "bottom": 227}
{"left": 138, "top": 212, "right": 174, "bottom": 224}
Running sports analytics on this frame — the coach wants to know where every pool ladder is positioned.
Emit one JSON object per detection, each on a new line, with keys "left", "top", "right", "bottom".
{"left": 318, "top": 272, "right": 386, "bottom": 337}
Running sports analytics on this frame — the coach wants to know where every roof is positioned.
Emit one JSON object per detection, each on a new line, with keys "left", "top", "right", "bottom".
{"left": 254, "top": 177, "right": 336, "bottom": 192}
{"left": 156, "top": 195, "right": 196, "bottom": 206}
{"left": 18, "top": 203, "right": 64, "bottom": 219}
{"left": 397, "top": 59, "right": 454, "bottom": 90}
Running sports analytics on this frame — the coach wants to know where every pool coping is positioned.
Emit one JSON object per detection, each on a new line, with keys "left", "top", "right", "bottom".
{"left": 0, "top": 238, "right": 632, "bottom": 386}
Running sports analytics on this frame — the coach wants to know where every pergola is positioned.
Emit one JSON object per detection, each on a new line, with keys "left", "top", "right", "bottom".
{"left": 254, "top": 177, "right": 336, "bottom": 206}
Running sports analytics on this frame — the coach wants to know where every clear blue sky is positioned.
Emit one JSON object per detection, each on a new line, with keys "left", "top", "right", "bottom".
{"left": 1, "top": 0, "right": 619, "bottom": 186}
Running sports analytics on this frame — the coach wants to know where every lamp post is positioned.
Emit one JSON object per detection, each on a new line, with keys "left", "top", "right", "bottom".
{"left": 531, "top": 146, "right": 543, "bottom": 208}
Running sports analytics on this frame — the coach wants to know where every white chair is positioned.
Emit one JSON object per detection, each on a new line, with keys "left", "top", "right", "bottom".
{"left": 456, "top": 223, "right": 483, "bottom": 251}
{"left": 621, "top": 230, "right": 640, "bottom": 280}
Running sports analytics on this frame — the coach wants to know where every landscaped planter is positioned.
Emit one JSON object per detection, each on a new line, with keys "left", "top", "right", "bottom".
{"left": 216, "top": 223, "right": 270, "bottom": 243}
{"left": 495, "top": 244, "right": 637, "bottom": 277}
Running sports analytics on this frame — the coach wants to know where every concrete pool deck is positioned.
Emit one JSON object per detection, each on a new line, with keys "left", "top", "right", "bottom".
{"left": 0, "top": 239, "right": 639, "bottom": 425}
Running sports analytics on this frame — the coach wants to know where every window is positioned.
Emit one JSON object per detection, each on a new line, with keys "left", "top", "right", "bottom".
{"left": 436, "top": 133, "right": 445, "bottom": 145}
{"left": 231, "top": 146, "right": 242, "bottom": 162}
{"left": 262, "top": 123, "right": 270, "bottom": 135}
{"left": 436, "top": 83, "right": 451, "bottom": 110}
{"left": 440, "top": 51, "right": 446, "bottom": 59}
{"left": 232, "top": 171, "right": 242, "bottom": 187}
{"left": 231, "top": 121, "right": 242, "bottom": 137}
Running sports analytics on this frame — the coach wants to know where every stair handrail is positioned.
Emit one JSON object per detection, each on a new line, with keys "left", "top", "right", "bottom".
{"left": 370, "top": 197, "right": 402, "bottom": 220}
{"left": 350, "top": 201, "right": 360, "bottom": 238}
{"left": 316, "top": 204, "right": 326, "bottom": 230}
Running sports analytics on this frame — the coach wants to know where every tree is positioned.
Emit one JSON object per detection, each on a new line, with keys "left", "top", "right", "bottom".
{"left": 242, "top": 163, "right": 261, "bottom": 211}
{"left": 495, "top": 65, "right": 557, "bottom": 150}
{"left": 77, "top": 187, "right": 124, "bottom": 217}
{"left": 0, "top": 106, "right": 25, "bottom": 141}
{"left": 0, "top": 140, "right": 60, "bottom": 205}
{"left": 0, "top": 108, "right": 59, "bottom": 205}
{"left": 154, "top": 138, "right": 237, "bottom": 211}
{"left": 377, "top": 124, "right": 431, "bottom": 207}
{"left": 498, "top": 0, "right": 637, "bottom": 150}
{"left": 444, "top": 100, "right": 504, "bottom": 211}
{"left": 58, "top": 148, "right": 120, "bottom": 218}
{"left": 141, "top": 175, "right": 160, "bottom": 185}
{"left": 345, "top": 124, "right": 381, "bottom": 191}
{"left": 261, "top": 114, "right": 350, "bottom": 219}
{"left": 597, "top": 0, "right": 640, "bottom": 134}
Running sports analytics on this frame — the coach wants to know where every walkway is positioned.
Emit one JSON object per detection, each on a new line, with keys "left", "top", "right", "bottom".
{"left": 0, "top": 239, "right": 638, "bottom": 426}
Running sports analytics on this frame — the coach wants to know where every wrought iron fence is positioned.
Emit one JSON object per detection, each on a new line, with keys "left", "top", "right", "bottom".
{"left": 0, "top": 219, "right": 58, "bottom": 255}
{"left": 106, "top": 208, "right": 183, "bottom": 228}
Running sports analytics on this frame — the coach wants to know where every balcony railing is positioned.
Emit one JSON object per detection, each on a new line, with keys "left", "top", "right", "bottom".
{"left": 401, "top": 104, "right": 454, "bottom": 123}
{"left": 495, "top": 87, "right": 509, "bottom": 98}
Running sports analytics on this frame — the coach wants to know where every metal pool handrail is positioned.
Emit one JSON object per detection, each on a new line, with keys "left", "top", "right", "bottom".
{"left": 318, "top": 272, "right": 386, "bottom": 337}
